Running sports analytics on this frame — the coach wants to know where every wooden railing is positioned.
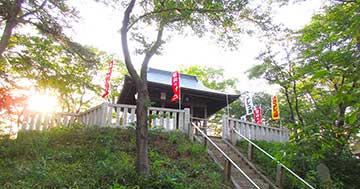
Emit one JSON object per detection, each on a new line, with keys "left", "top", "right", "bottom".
{"left": 18, "top": 112, "right": 78, "bottom": 131}
{"left": 223, "top": 116, "right": 289, "bottom": 143}
{"left": 78, "top": 103, "right": 136, "bottom": 127}
{"left": 18, "top": 103, "right": 190, "bottom": 132}
{"left": 77, "top": 103, "right": 189, "bottom": 131}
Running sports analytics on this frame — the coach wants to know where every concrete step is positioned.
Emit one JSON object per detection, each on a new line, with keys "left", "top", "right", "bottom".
{"left": 207, "top": 137, "right": 275, "bottom": 189}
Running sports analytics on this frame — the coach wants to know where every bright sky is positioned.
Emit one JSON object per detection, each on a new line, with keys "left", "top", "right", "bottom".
{"left": 70, "top": 0, "right": 324, "bottom": 95}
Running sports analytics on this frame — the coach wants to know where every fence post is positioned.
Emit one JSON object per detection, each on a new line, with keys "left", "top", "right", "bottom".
{"left": 222, "top": 115, "right": 228, "bottom": 140}
{"left": 230, "top": 124, "right": 237, "bottom": 145}
{"left": 101, "top": 103, "right": 108, "bottom": 126}
{"left": 203, "top": 136, "right": 207, "bottom": 147}
{"left": 93, "top": 109, "right": 97, "bottom": 126}
{"left": 285, "top": 129, "right": 289, "bottom": 142}
{"left": 224, "top": 159, "right": 232, "bottom": 184}
{"left": 276, "top": 164, "right": 284, "bottom": 189}
{"left": 204, "top": 119, "right": 207, "bottom": 135}
{"left": 184, "top": 108, "right": 191, "bottom": 139}
{"left": 248, "top": 143, "right": 254, "bottom": 161}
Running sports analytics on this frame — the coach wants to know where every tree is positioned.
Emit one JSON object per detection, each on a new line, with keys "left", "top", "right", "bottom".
{"left": 0, "top": 0, "right": 98, "bottom": 122}
{"left": 116, "top": 0, "right": 273, "bottom": 174}
{"left": 180, "top": 65, "right": 238, "bottom": 124}
{"left": 0, "top": 0, "right": 94, "bottom": 60}
{"left": 248, "top": 1, "right": 360, "bottom": 187}
{"left": 180, "top": 65, "right": 237, "bottom": 92}
{"left": 295, "top": 0, "right": 359, "bottom": 152}
{"left": 55, "top": 50, "right": 127, "bottom": 113}
{"left": 230, "top": 92, "right": 276, "bottom": 124}
{"left": 248, "top": 40, "right": 307, "bottom": 138}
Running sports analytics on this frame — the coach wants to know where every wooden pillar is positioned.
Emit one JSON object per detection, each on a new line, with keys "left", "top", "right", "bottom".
{"left": 230, "top": 123, "right": 236, "bottom": 145}
{"left": 248, "top": 143, "right": 254, "bottom": 161}
{"left": 203, "top": 136, "right": 207, "bottom": 147}
{"left": 224, "top": 159, "right": 232, "bottom": 184}
{"left": 204, "top": 105, "right": 207, "bottom": 135}
{"left": 184, "top": 108, "right": 192, "bottom": 140}
{"left": 101, "top": 103, "right": 108, "bottom": 127}
{"left": 222, "top": 115, "right": 228, "bottom": 140}
{"left": 276, "top": 164, "right": 284, "bottom": 188}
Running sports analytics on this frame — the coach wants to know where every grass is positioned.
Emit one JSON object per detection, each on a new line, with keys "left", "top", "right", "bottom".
{"left": 0, "top": 125, "right": 227, "bottom": 188}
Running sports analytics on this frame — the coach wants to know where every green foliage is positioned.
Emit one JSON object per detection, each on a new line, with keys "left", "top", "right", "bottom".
{"left": 180, "top": 65, "right": 239, "bottom": 122}
{"left": 0, "top": 127, "right": 226, "bottom": 188}
{"left": 115, "top": 0, "right": 272, "bottom": 51}
{"left": 237, "top": 139, "right": 360, "bottom": 189}
{"left": 0, "top": 0, "right": 95, "bottom": 61}
{"left": 180, "top": 65, "right": 238, "bottom": 92}
{"left": 0, "top": 1, "right": 129, "bottom": 127}
{"left": 248, "top": 3, "right": 360, "bottom": 187}
{"left": 1, "top": 34, "right": 127, "bottom": 119}
{"left": 229, "top": 92, "right": 276, "bottom": 123}
{"left": 0, "top": 0, "right": 98, "bottom": 116}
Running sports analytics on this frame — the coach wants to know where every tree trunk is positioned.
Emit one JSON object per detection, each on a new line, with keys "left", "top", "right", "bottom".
{"left": 0, "top": 14, "right": 19, "bottom": 56}
{"left": 335, "top": 102, "right": 346, "bottom": 133}
{"left": 293, "top": 80, "right": 305, "bottom": 127}
{"left": 120, "top": 0, "right": 166, "bottom": 175}
{"left": 0, "top": 0, "right": 26, "bottom": 56}
{"left": 284, "top": 86, "right": 295, "bottom": 123}
{"left": 135, "top": 83, "right": 150, "bottom": 174}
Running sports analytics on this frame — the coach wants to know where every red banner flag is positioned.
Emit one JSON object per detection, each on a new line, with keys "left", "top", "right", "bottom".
{"left": 102, "top": 60, "right": 114, "bottom": 98}
{"left": 254, "top": 106, "right": 262, "bottom": 124}
{"left": 271, "top": 96, "right": 280, "bottom": 120}
{"left": 170, "top": 71, "right": 180, "bottom": 102}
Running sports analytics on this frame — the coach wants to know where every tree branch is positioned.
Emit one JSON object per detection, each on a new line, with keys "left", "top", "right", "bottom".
{"left": 127, "top": 7, "right": 240, "bottom": 31}
{"left": 333, "top": 0, "right": 358, "bottom": 3}
{"left": 306, "top": 90, "right": 332, "bottom": 120}
{"left": 121, "top": 0, "right": 141, "bottom": 87}
{"left": 20, "top": 0, "right": 48, "bottom": 20}
{"left": 140, "top": 23, "right": 165, "bottom": 80}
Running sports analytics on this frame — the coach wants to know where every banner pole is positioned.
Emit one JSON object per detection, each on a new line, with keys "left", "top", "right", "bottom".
{"left": 226, "top": 93, "right": 229, "bottom": 117}
{"left": 179, "top": 73, "right": 181, "bottom": 111}
{"left": 179, "top": 90, "right": 181, "bottom": 110}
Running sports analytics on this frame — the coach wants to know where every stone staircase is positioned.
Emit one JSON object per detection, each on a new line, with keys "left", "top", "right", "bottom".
{"left": 206, "top": 137, "right": 278, "bottom": 189}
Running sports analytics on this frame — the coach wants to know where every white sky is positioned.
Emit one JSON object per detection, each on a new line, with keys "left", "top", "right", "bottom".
{"left": 70, "top": 0, "right": 324, "bottom": 95}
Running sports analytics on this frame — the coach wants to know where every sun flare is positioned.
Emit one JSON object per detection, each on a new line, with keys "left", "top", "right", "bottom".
{"left": 28, "top": 94, "right": 58, "bottom": 113}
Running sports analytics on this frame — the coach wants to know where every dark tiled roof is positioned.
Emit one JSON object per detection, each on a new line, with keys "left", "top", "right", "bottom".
{"left": 147, "top": 68, "right": 235, "bottom": 95}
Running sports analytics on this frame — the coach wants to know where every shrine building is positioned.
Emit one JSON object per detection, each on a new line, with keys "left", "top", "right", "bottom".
{"left": 117, "top": 68, "right": 240, "bottom": 119}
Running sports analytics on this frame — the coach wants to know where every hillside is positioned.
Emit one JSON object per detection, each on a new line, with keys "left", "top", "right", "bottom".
{"left": 0, "top": 126, "right": 227, "bottom": 188}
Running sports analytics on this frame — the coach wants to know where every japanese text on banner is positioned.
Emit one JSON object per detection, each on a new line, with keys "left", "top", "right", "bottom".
{"left": 102, "top": 60, "right": 114, "bottom": 99}
{"left": 170, "top": 71, "right": 180, "bottom": 102}
{"left": 271, "top": 96, "right": 280, "bottom": 120}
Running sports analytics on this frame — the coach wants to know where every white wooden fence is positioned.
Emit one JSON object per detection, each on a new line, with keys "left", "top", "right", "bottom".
{"left": 18, "top": 112, "right": 77, "bottom": 131}
{"left": 77, "top": 103, "right": 189, "bottom": 131}
{"left": 17, "top": 103, "right": 190, "bottom": 133}
{"left": 222, "top": 115, "right": 289, "bottom": 142}
{"left": 16, "top": 103, "right": 289, "bottom": 143}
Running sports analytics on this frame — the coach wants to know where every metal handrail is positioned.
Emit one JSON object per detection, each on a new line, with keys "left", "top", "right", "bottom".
{"left": 231, "top": 126, "right": 315, "bottom": 189}
{"left": 192, "top": 123, "right": 260, "bottom": 189}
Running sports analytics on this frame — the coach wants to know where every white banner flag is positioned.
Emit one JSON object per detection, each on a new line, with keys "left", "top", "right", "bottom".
{"left": 244, "top": 95, "right": 254, "bottom": 115}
